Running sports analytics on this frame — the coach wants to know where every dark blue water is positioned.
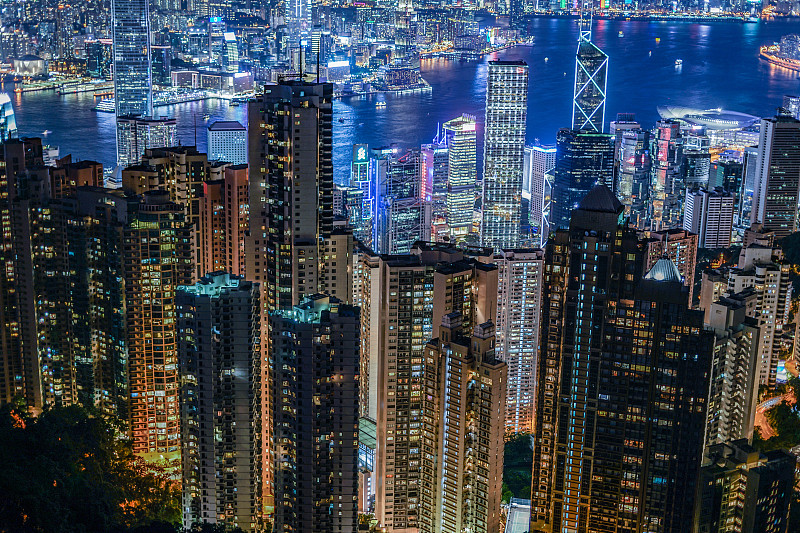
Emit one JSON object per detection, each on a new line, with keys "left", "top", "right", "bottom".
{"left": 7, "top": 18, "right": 800, "bottom": 183}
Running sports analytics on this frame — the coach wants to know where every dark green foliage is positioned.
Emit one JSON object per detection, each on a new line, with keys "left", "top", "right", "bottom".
{"left": 503, "top": 433, "right": 533, "bottom": 501}
{"left": 752, "top": 401, "right": 800, "bottom": 452}
{"left": 0, "top": 404, "right": 180, "bottom": 533}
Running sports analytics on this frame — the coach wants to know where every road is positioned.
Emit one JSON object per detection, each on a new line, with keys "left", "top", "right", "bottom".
{"left": 754, "top": 392, "right": 794, "bottom": 439}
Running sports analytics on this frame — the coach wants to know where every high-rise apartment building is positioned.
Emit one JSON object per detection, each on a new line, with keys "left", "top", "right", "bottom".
{"left": 201, "top": 164, "right": 248, "bottom": 277}
{"left": 649, "top": 119, "right": 684, "bottom": 230}
{"left": 178, "top": 273, "right": 262, "bottom": 532}
{"left": 0, "top": 139, "right": 131, "bottom": 416}
{"left": 207, "top": 120, "right": 247, "bottom": 165}
{"left": 442, "top": 114, "right": 477, "bottom": 240}
{"left": 531, "top": 185, "right": 713, "bottom": 532}
{"left": 270, "top": 295, "right": 360, "bottom": 533}
{"left": 549, "top": 128, "right": 614, "bottom": 231}
{"left": 695, "top": 440, "right": 795, "bottom": 533}
{"left": 124, "top": 190, "right": 194, "bottom": 461}
{"left": 704, "top": 290, "right": 761, "bottom": 448}
{"left": 683, "top": 188, "right": 735, "bottom": 249}
{"left": 495, "top": 248, "right": 544, "bottom": 434}
{"left": 482, "top": 60, "right": 528, "bottom": 249}
{"left": 246, "top": 81, "right": 334, "bottom": 314}
{"left": 524, "top": 144, "right": 556, "bottom": 244}
{"left": 727, "top": 244, "right": 792, "bottom": 386}
{"left": 122, "top": 145, "right": 224, "bottom": 278}
{"left": 751, "top": 115, "right": 800, "bottom": 238}
{"left": 357, "top": 243, "right": 499, "bottom": 532}
{"left": 0, "top": 138, "right": 45, "bottom": 411}
{"left": 426, "top": 317, "right": 506, "bottom": 533}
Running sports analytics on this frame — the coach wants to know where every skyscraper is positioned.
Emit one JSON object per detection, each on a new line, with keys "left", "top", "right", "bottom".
{"left": 359, "top": 243, "right": 499, "bottom": 532}
{"left": 524, "top": 144, "right": 556, "bottom": 244}
{"left": 572, "top": 7, "right": 608, "bottom": 132}
{"left": 704, "top": 290, "right": 761, "bottom": 448}
{"left": 695, "top": 440, "right": 795, "bottom": 533}
{"left": 112, "top": 0, "right": 153, "bottom": 165}
{"left": 246, "top": 81, "right": 334, "bottom": 314}
{"left": 116, "top": 116, "right": 177, "bottom": 168}
{"left": 443, "top": 113, "right": 477, "bottom": 240}
{"left": 782, "top": 94, "right": 800, "bottom": 119}
{"left": 649, "top": 119, "right": 684, "bottom": 230}
{"left": 549, "top": 128, "right": 614, "bottom": 231}
{"left": 482, "top": 60, "right": 528, "bottom": 249}
{"left": 124, "top": 190, "right": 194, "bottom": 461}
{"left": 207, "top": 120, "right": 247, "bottom": 165}
{"left": 532, "top": 186, "right": 713, "bottom": 532}
{"left": 426, "top": 316, "right": 506, "bottom": 533}
{"left": 178, "top": 273, "right": 262, "bottom": 532}
{"left": 201, "top": 164, "right": 249, "bottom": 276}
{"left": 683, "top": 188, "right": 735, "bottom": 249}
{"left": 495, "top": 248, "right": 544, "bottom": 433}
{"left": 615, "top": 128, "right": 650, "bottom": 228}
{"left": 374, "top": 149, "right": 431, "bottom": 254}
{"left": 270, "top": 295, "right": 360, "bottom": 533}
{"left": 0, "top": 139, "right": 45, "bottom": 411}
{"left": 0, "top": 93, "right": 17, "bottom": 142}
{"left": 751, "top": 114, "right": 800, "bottom": 238}
{"left": 727, "top": 244, "right": 791, "bottom": 387}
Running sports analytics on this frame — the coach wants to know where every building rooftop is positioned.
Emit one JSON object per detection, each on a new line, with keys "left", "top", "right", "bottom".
{"left": 577, "top": 184, "right": 623, "bottom": 213}
{"left": 645, "top": 258, "right": 683, "bottom": 283}
{"left": 208, "top": 120, "right": 246, "bottom": 132}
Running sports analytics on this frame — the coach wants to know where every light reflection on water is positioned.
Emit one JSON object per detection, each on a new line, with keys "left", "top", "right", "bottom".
{"left": 5, "top": 18, "right": 799, "bottom": 183}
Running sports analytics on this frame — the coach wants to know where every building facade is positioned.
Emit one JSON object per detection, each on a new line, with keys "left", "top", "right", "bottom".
{"left": 495, "top": 248, "right": 544, "bottom": 434}
{"left": 481, "top": 60, "right": 528, "bottom": 249}
{"left": 550, "top": 128, "right": 615, "bottom": 231}
{"left": 270, "top": 295, "right": 360, "bottom": 533}
{"left": 207, "top": 120, "right": 247, "bottom": 165}
{"left": 751, "top": 115, "right": 800, "bottom": 238}
{"left": 532, "top": 186, "right": 713, "bottom": 533}
{"left": 124, "top": 190, "right": 194, "bottom": 461}
{"left": 178, "top": 273, "right": 262, "bottom": 532}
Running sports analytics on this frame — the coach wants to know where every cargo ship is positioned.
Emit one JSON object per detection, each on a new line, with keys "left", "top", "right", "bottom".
{"left": 759, "top": 45, "right": 800, "bottom": 72}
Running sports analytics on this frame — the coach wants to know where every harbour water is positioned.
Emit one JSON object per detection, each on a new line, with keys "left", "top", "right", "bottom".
{"left": 6, "top": 18, "right": 800, "bottom": 184}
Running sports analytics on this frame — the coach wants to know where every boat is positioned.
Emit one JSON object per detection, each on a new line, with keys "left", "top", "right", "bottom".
{"left": 675, "top": 59, "right": 683, "bottom": 66}
{"left": 376, "top": 101, "right": 386, "bottom": 108}
{"left": 92, "top": 98, "right": 116, "bottom": 113}
{"left": 655, "top": 37, "right": 661, "bottom": 43}
{"left": 338, "top": 118, "right": 345, "bottom": 123}
{"left": 619, "top": 31, "right": 624, "bottom": 37}
{"left": 203, "top": 113, "right": 211, "bottom": 120}
{"left": 42, "top": 130, "right": 51, "bottom": 135}
{"left": 229, "top": 101, "right": 240, "bottom": 107}
{"left": 544, "top": 57, "right": 549, "bottom": 63}
{"left": 649, "top": 51, "right": 652, "bottom": 57}
{"left": 759, "top": 45, "right": 800, "bottom": 72}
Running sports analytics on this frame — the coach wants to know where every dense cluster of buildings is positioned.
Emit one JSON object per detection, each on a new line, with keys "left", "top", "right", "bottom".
{"left": 1, "top": 2, "right": 800, "bottom": 533}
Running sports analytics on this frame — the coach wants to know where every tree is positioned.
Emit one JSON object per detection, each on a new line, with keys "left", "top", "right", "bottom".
{"left": 0, "top": 404, "right": 180, "bottom": 533}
